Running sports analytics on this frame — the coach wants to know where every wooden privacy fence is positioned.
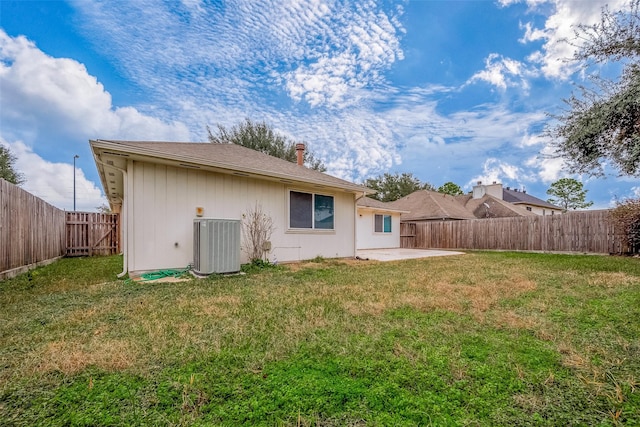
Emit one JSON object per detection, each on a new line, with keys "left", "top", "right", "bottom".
{"left": 401, "top": 210, "right": 630, "bottom": 254}
{"left": 1, "top": 179, "right": 121, "bottom": 279}
{"left": 1, "top": 179, "right": 66, "bottom": 278}
{"left": 66, "top": 212, "right": 120, "bottom": 257}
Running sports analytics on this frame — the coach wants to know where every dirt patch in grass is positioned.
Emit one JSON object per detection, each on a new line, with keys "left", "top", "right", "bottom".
{"left": 493, "top": 310, "right": 540, "bottom": 330}
{"left": 587, "top": 271, "right": 639, "bottom": 287}
{"left": 176, "top": 295, "right": 242, "bottom": 318}
{"left": 343, "top": 272, "right": 537, "bottom": 318}
{"left": 34, "top": 339, "right": 138, "bottom": 374}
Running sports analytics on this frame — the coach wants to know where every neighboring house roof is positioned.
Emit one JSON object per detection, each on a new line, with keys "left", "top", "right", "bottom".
{"left": 91, "top": 140, "right": 373, "bottom": 205}
{"left": 502, "top": 188, "right": 561, "bottom": 210}
{"left": 389, "top": 190, "right": 477, "bottom": 221}
{"left": 356, "top": 196, "right": 408, "bottom": 213}
{"left": 457, "top": 194, "right": 537, "bottom": 218}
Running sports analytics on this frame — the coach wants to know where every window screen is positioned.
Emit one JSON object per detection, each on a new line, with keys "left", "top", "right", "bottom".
{"left": 289, "top": 191, "right": 334, "bottom": 230}
{"left": 375, "top": 214, "right": 392, "bottom": 233}
{"left": 314, "top": 194, "right": 334, "bottom": 229}
{"left": 290, "top": 191, "right": 313, "bottom": 228}
{"left": 383, "top": 215, "right": 392, "bottom": 232}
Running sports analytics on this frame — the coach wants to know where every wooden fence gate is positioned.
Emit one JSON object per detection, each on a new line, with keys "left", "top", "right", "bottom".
{"left": 66, "top": 212, "right": 120, "bottom": 256}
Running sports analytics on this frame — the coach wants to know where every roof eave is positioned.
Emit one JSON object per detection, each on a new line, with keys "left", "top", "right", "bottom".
{"left": 511, "top": 201, "right": 562, "bottom": 210}
{"left": 401, "top": 215, "right": 473, "bottom": 221}
{"left": 357, "top": 205, "right": 409, "bottom": 214}
{"left": 91, "top": 139, "right": 373, "bottom": 195}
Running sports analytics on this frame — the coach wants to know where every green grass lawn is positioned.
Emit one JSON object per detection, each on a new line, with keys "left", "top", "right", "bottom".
{"left": 1, "top": 252, "right": 639, "bottom": 426}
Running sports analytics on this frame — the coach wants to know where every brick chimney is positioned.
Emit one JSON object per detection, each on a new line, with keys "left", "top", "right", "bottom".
{"left": 295, "top": 143, "right": 305, "bottom": 166}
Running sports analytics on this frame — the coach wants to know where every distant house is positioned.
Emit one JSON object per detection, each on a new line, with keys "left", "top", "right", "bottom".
{"left": 356, "top": 197, "right": 407, "bottom": 250}
{"left": 464, "top": 181, "right": 563, "bottom": 216}
{"left": 502, "top": 186, "right": 563, "bottom": 215}
{"left": 389, "top": 181, "right": 559, "bottom": 222}
{"left": 90, "top": 140, "right": 374, "bottom": 275}
{"left": 389, "top": 190, "right": 477, "bottom": 222}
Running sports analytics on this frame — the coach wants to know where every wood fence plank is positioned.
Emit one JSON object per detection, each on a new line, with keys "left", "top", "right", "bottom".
{"left": 0, "top": 179, "right": 66, "bottom": 275}
{"left": 65, "top": 211, "right": 119, "bottom": 256}
{"left": 401, "top": 211, "right": 630, "bottom": 254}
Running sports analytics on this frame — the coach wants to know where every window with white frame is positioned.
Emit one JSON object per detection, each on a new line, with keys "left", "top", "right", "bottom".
{"left": 374, "top": 214, "right": 392, "bottom": 233}
{"left": 289, "top": 191, "right": 334, "bottom": 230}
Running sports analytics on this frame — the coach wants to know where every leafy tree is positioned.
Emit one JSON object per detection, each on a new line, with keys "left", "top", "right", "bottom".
{"left": 207, "top": 119, "right": 326, "bottom": 171}
{"left": 0, "top": 145, "right": 25, "bottom": 185}
{"left": 548, "top": 0, "right": 640, "bottom": 177}
{"left": 437, "top": 181, "right": 464, "bottom": 196}
{"left": 364, "top": 172, "right": 434, "bottom": 202}
{"left": 96, "top": 203, "right": 112, "bottom": 213}
{"left": 546, "top": 178, "right": 594, "bottom": 210}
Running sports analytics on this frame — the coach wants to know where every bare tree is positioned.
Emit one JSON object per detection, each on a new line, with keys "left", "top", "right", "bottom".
{"left": 610, "top": 196, "right": 640, "bottom": 253}
{"left": 241, "top": 202, "right": 275, "bottom": 262}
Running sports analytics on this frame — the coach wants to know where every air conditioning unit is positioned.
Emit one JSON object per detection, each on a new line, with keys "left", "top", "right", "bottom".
{"left": 193, "top": 219, "right": 241, "bottom": 275}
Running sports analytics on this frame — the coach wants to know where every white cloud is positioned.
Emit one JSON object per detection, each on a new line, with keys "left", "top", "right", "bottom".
{"left": 467, "top": 54, "right": 536, "bottom": 91}
{"left": 0, "top": 30, "right": 190, "bottom": 144}
{"left": 73, "top": 1, "right": 404, "bottom": 110}
{"left": 468, "top": 158, "right": 523, "bottom": 188}
{"left": 0, "top": 30, "right": 192, "bottom": 210}
{"left": 519, "top": 132, "right": 547, "bottom": 147}
{"left": 283, "top": 3, "right": 404, "bottom": 107}
{"left": 524, "top": 144, "right": 567, "bottom": 183}
{"left": 519, "top": 21, "right": 547, "bottom": 43}
{"left": 2, "top": 138, "right": 107, "bottom": 211}
{"left": 497, "top": 0, "right": 548, "bottom": 7}
{"left": 607, "top": 186, "right": 640, "bottom": 208}
{"left": 508, "top": 0, "right": 630, "bottom": 79}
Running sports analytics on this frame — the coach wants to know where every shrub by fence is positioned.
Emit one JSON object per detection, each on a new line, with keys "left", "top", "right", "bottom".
{"left": 401, "top": 210, "right": 631, "bottom": 254}
{"left": 0, "top": 179, "right": 66, "bottom": 279}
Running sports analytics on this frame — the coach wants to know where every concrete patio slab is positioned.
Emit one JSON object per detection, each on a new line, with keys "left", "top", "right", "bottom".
{"left": 356, "top": 248, "right": 465, "bottom": 262}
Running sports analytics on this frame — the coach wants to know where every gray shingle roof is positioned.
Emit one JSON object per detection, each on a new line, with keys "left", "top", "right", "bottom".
{"left": 389, "top": 190, "right": 477, "bottom": 221}
{"left": 91, "top": 139, "right": 371, "bottom": 194}
{"left": 458, "top": 194, "right": 537, "bottom": 218}
{"left": 357, "top": 196, "right": 408, "bottom": 212}
{"left": 503, "top": 188, "right": 561, "bottom": 209}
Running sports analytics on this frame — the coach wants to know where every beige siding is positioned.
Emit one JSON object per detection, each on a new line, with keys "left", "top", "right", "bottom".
{"left": 127, "top": 161, "right": 356, "bottom": 272}
{"left": 520, "top": 204, "right": 563, "bottom": 216}
{"left": 356, "top": 209, "right": 401, "bottom": 250}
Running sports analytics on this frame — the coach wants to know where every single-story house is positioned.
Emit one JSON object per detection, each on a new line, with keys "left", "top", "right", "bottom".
{"left": 388, "top": 190, "right": 478, "bottom": 222}
{"left": 90, "top": 139, "right": 375, "bottom": 275}
{"left": 356, "top": 197, "right": 407, "bottom": 250}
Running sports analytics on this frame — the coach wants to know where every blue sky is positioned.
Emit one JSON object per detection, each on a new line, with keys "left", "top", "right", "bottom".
{"left": 1, "top": 0, "right": 637, "bottom": 211}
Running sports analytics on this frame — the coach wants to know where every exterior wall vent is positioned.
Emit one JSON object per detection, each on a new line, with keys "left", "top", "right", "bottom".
{"left": 193, "top": 219, "right": 241, "bottom": 275}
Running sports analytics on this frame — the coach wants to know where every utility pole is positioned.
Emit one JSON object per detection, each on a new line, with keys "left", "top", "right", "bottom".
{"left": 73, "top": 154, "right": 79, "bottom": 211}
